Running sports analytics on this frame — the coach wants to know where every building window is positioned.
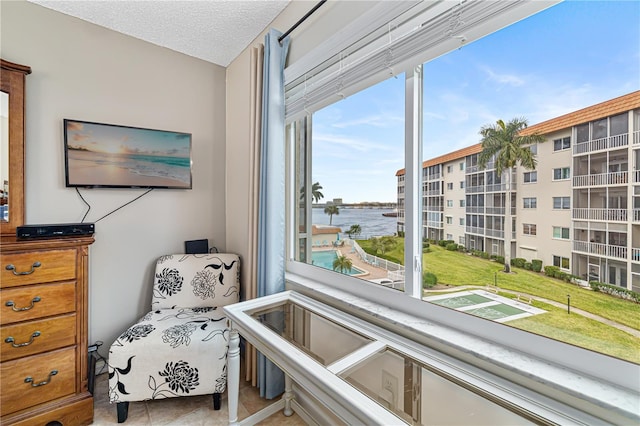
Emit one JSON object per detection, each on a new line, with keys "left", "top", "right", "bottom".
{"left": 446, "top": 216, "right": 453, "bottom": 225}
{"left": 553, "top": 137, "right": 571, "bottom": 151}
{"left": 460, "top": 181, "right": 465, "bottom": 189}
{"left": 553, "top": 255, "right": 570, "bottom": 270}
{"left": 447, "top": 165, "right": 453, "bottom": 173}
{"left": 553, "top": 167, "right": 570, "bottom": 180}
{"left": 523, "top": 223, "right": 537, "bottom": 235}
{"left": 528, "top": 144, "right": 538, "bottom": 155}
{"left": 459, "top": 218, "right": 465, "bottom": 226}
{"left": 447, "top": 182, "right": 453, "bottom": 190}
{"left": 553, "top": 196, "right": 570, "bottom": 209}
{"left": 460, "top": 162, "right": 465, "bottom": 171}
{"left": 553, "top": 227, "right": 570, "bottom": 239}
{"left": 459, "top": 199, "right": 466, "bottom": 207}
{"left": 447, "top": 200, "right": 453, "bottom": 207}
{"left": 523, "top": 197, "right": 537, "bottom": 209}
{"left": 446, "top": 233, "right": 453, "bottom": 240}
{"left": 523, "top": 171, "right": 537, "bottom": 183}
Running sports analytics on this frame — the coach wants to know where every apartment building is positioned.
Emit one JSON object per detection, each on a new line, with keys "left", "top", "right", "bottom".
{"left": 397, "top": 91, "right": 640, "bottom": 292}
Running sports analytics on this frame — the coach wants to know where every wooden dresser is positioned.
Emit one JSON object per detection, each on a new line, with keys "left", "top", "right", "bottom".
{"left": 0, "top": 236, "right": 94, "bottom": 426}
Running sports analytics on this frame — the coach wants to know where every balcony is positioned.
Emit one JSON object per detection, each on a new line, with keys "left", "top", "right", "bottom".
{"left": 427, "top": 221, "right": 443, "bottom": 229}
{"left": 573, "top": 208, "right": 627, "bottom": 222}
{"left": 425, "top": 189, "right": 441, "bottom": 196}
{"left": 573, "top": 134, "right": 628, "bottom": 155}
{"left": 486, "top": 207, "right": 505, "bottom": 215}
{"left": 466, "top": 206, "right": 484, "bottom": 214}
{"left": 573, "top": 241, "right": 628, "bottom": 260}
{"left": 633, "top": 248, "right": 640, "bottom": 262}
{"left": 485, "top": 229, "right": 504, "bottom": 238}
{"left": 466, "top": 226, "right": 484, "bottom": 235}
{"left": 635, "top": 209, "right": 640, "bottom": 222}
{"left": 573, "top": 171, "right": 628, "bottom": 187}
{"left": 633, "top": 130, "right": 640, "bottom": 145}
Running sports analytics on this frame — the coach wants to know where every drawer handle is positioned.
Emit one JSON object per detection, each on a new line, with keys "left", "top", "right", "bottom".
{"left": 24, "top": 370, "right": 58, "bottom": 387}
{"left": 5, "top": 331, "right": 41, "bottom": 347}
{"left": 5, "top": 296, "right": 41, "bottom": 311}
{"left": 5, "top": 262, "right": 41, "bottom": 276}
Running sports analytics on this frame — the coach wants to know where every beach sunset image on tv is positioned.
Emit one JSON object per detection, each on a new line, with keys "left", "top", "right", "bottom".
{"left": 64, "top": 119, "right": 192, "bottom": 189}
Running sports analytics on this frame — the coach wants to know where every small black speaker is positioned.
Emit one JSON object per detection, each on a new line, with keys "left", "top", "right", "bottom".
{"left": 185, "top": 239, "right": 208, "bottom": 254}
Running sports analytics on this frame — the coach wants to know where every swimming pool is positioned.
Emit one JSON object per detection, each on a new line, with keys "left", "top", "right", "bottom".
{"left": 312, "top": 250, "right": 366, "bottom": 276}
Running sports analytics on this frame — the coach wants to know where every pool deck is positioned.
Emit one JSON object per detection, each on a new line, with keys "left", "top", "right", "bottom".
{"left": 312, "top": 246, "right": 390, "bottom": 281}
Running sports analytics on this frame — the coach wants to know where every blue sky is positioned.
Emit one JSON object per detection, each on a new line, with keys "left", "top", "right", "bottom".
{"left": 311, "top": 1, "right": 640, "bottom": 204}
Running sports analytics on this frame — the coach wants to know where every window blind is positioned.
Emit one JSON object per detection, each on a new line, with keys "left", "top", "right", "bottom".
{"left": 284, "top": 0, "right": 558, "bottom": 121}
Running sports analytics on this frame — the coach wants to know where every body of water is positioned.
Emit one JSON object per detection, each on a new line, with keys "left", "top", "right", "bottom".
{"left": 312, "top": 207, "right": 398, "bottom": 239}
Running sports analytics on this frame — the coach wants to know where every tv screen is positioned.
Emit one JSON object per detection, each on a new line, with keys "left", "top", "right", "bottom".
{"left": 64, "top": 119, "right": 192, "bottom": 189}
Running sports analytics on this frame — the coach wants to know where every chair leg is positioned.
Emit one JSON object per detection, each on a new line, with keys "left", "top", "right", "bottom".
{"left": 117, "top": 401, "right": 129, "bottom": 423}
{"left": 213, "top": 393, "right": 222, "bottom": 410}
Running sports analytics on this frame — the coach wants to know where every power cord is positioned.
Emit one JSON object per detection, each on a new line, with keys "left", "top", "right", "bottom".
{"left": 75, "top": 188, "right": 154, "bottom": 223}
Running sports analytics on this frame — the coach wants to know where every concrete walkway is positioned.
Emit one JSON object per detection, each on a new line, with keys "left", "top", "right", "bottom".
{"left": 425, "top": 285, "right": 640, "bottom": 338}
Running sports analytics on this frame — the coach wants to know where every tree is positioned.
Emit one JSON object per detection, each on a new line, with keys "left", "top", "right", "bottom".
{"left": 324, "top": 204, "right": 339, "bottom": 225}
{"left": 332, "top": 255, "right": 353, "bottom": 274}
{"left": 346, "top": 224, "right": 362, "bottom": 239}
{"left": 299, "top": 181, "right": 324, "bottom": 203}
{"left": 369, "top": 236, "right": 397, "bottom": 255}
{"left": 478, "top": 118, "right": 545, "bottom": 273}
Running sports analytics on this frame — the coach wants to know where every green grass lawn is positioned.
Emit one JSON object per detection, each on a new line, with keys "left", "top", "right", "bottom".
{"left": 357, "top": 238, "right": 640, "bottom": 363}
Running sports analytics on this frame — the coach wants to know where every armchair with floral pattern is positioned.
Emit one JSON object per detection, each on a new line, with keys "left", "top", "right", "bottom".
{"left": 107, "top": 253, "right": 240, "bottom": 423}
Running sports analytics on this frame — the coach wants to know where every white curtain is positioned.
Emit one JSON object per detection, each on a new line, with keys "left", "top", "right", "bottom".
{"left": 256, "top": 28, "right": 290, "bottom": 399}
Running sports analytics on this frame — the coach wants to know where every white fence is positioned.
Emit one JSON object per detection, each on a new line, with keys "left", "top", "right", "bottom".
{"left": 349, "top": 239, "right": 405, "bottom": 281}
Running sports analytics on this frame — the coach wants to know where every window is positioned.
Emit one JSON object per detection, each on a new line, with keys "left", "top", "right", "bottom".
{"left": 446, "top": 233, "right": 453, "bottom": 240}
{"left": 459, "top": 162, "right": 465, "bottom": 171}
{"left": 459, "top": 199, "right": 465, "bottom": 207}
{"left": 459, "top": 218, "right": 465, "bottom": 226}
{"left": 523, "top": 197, "right": 537, "bottom": 209}
{"left": 553, "top": 196, "right": 570, "bottom": 209}
{"left": 553, "top": 167, "right": 570, "bottom": 180}
{"left": 286, "top": 1, "right": 638, "bottom": 414}
{"left": 446, "top": 216, "right": 453, "bottom": 225}
{"left": 528, "top": 144, "right": 538, "bottom": 155}
{"left": 553, "top": 227, "right": 570, "bottom": 239}
{"left": 553, "top": 255, "right": 570, "bottom": 270}
{"left": 553, "top": 137, "right": 571, "bottom": 151}
{"left": 523, "top": 223, "right": 537, "bottom": 235}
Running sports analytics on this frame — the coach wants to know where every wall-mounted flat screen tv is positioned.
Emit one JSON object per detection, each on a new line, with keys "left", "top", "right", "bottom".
{"left": 64, "top": 119, "right": 192, "bottom": 189}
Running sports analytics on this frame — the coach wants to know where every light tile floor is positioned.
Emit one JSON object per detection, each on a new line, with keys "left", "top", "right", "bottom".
{"left": 92, "top": 371, "right": 306, "bottom": 425}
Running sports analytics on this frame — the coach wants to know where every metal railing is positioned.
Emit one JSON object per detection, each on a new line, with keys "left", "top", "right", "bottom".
{"left": 572, "top": 208, "right": 627, "bottom": 221}
{"left": 350, "top": 240, "right": 405, "bottom": 281}
{"left": 573, "top": 240, "right": 628, "bottom": 260}
{"left": 574, "top": 134, "right": 628, "bottom": 155}
{"left": 573, "top": 171, "right": 628, "bottom": 187}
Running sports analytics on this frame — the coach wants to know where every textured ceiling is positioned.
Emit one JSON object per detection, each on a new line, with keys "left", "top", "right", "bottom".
{"left": 28, "top": 0, "right": 291, "bottom": 67}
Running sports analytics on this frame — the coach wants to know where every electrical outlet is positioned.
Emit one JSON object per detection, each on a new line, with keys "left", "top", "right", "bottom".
{"left": 381, "top": 370, "right": 398, "bottom": 409}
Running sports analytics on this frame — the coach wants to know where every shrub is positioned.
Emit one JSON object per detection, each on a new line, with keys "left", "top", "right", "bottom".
{"left": 480, "top": 251, "right": 490, "bottom": 259}
{"left": 438, "top": 240, "right": 448, "bottom": 247}
{"left": 446, "top": 243, "right": 458, "bottom": 251}
{"left": 457, "top": 244, "right": 466, "bottom": 252}
{"left": 422, "top": 246, "right": 431, "bottom": 253}
{"left": 422, "top": 271, "right": 438, "bottom": 289}
{"left": 494, "top": 255, "right": 505, "bottom": 265}
{"left": 544, "top": 265, "right": 559, "bottom": 277}
{"left": 531, "top": 259, "right": 543, "bottom": 273}
{"left": 590, "top": 281, "right": 640, "bottom": 303}
{"left": 524, "top": 262, "right": 532, "bottom": 270}
{"left": 511, "top": 258, "right": 526, "bottom": 268}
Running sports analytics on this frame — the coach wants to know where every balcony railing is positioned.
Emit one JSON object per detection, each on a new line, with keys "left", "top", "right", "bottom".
{"left": 486, "top": 207, "right": 505, "bottom": 215}
{"left": 573, "top": 171, "right": 628, "bottom": 187}
{"left": 573, "top": 208, "right": 627, "bottom": 222}
{"left": 634, "top": 130, "right": 640, "bottom": 145}
{"left": 467, "top": 185, "right": 485, "bottom": 193}
{"left": 635, "top": 209, "right": 640, "bottom": 222}
{"left": 485, "top": 229, "right": 504, "bottom": 238}
{"left": 426, "top": 173, "right": 441, "bottom": 181}
{"left": 466, "top": 226, "right": 484, "bottom": 235}
{"left": 425, "top": 189, "right": 441, "bottom": 196}
{"left": 573, "top": 134, "right": 628, "bottom": 155}
{"left": 573, "top": 241, "right": 628, "bottom": 260}
{"left": 633, "top": 248, "right": 640, "bottom": 262}
{"left": 466, "top": 206, "right": 484, "bottom": 213}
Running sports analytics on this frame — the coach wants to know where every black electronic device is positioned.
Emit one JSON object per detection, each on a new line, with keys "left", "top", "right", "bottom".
{"left": 185, "top": 239, "right": 208, "bottom": 254}
{"left": 17, "top": 223, "right": 95, "bottom": 239}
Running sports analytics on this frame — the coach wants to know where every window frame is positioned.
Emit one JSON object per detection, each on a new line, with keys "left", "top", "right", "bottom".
{"left": 553, "top": 136, "right": 571, "bottom": 151}
{"left": 523, "top": 171, "right": 537, "bottom": 183}
{"left": 553, "top": 226, "right": 570, "bottom": 240}
{"left": 553, "top": 196, "right": 571, "bottom": 210}
{"left": 523, "top": 197, "right": 537, "bottom": 209}
{"left": 283, "top": 4, "right": 639, "bottom": 420}
{"left": 553, "top": 167, "right": 571, "bottom": 181}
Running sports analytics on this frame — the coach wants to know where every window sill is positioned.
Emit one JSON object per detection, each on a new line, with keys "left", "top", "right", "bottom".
{"left": 285, "top": 271, "right": 640, "bottom": 424}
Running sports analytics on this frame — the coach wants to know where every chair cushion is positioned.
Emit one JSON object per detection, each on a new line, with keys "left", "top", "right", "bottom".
{"left": 108, "top": 307, "right": 229, "bottom": 402}
{"left": 152, "top": 254, "right": 240, "bottom": 310}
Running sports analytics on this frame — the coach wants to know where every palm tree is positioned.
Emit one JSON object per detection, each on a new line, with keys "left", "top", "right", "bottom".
{"left": 369, "top": 236, "right": 396, "bottom": 255}
{"left": 346, "top": 224, "right": 362, "bottom": 239}
{"left": 311, "top": 182, "right": 324, "bottom": 203}
{"left": 478, "top": 118, "right": 545, "bottom": 273}
{"left": 324, "top": 205, "right": 339, "bottom": 225}
{"left": 332, "top": 255, "right": 353, "bottom": 274}
{"left": 299, "top": 181, "right": 324, "bottom": 203}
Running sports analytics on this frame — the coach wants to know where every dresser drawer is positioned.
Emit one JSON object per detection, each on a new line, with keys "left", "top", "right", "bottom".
{"left": 0, "top": 250, "right": 76, "bottom": 288}
{"left": 1, "top": 314, "right": 76, "bottom": 362}
{"left": 0, "top": 282, "right": 76, "bottom": 325}
{"left": 0, "top": 347, "right": 76, "bottom": 416}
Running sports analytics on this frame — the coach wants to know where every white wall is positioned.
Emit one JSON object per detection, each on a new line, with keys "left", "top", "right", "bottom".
{"left": 1, "top": 1, "right": 227, "bottom": 349}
